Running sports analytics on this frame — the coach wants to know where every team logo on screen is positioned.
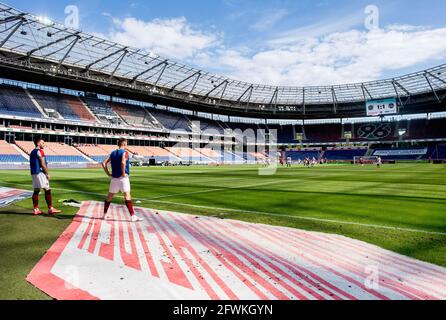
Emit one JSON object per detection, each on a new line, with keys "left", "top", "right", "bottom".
{"left": 357, "top": 123, "right": 393, "bottom": 140}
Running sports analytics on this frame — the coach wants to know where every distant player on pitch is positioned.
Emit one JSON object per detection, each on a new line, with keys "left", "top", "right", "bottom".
{"left": 30, "top": 138, "right": 62, "bottom": 216}
{"left": 102, "top": 138, "right": 142, "bottom": 222}
{"left": 286, "top": 156, "right": 292, "bottom": 168}
{"left": 377, "top": 156, "right": 382, "bottom": 168}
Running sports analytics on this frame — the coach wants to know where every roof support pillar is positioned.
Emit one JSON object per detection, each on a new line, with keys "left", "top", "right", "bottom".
{"left": 424, "top": 73, "right": 441, "bottom": 103}
{"left": 131, "top": 60, "right": 168, "bottom": 83}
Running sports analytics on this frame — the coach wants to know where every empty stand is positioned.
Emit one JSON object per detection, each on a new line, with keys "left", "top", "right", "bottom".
{"left": 94, "top": 144, "right": 120, "bottom": 154}
{"left": 287, "top": 150, "right": 321, "bottom": 161}
{"left": 111, "top": 103, "right": 161, "bottom": 129}
{"left": 31, "top": 90, "right": 82, "bottom": 121}
{"left": 83, "top": 97, "right": 124, "bottom": 125}
{"left": 304, "top": 124, "right": 342, "bottom": 142}
{"left": 76, "top": 144, "right": 185, "bottom": 163}
{"left": 125, "top": 146, "right": 153, "bottom": 157}
{"left": 408, "top": 119, "right": 446, "bottom": 140}
{"left": 126, "top": 146, "right": 176, "bottom": 162}
{"left": 234, "top": 152, "right": 257, "bottom": 162}
{"left": 251, "top": 152, "right": 268, "bottom": 160}
{"left": 16, "top": 141, "right": 89, "bottom": 163}
{"left": 148, "top": 108, "right": 192, "bottom": 131}
{"left": 0, "top": 140, "right": 27, "bottom": 163}
{"left": 166, "top": 147, "right": 208, "bottom": 162}
{"left": 269, "top": 125, "right": 296, "bottom": 143}
{"left": 222, "top": 151, "right": 244, "bottom": 163}
{"left": 0, "top": 86, "right": 44, "bottom": 118}
{"left": 433, "top": 144, "right": 446, "bottom": 159}
{"left": 372, "top": 148, "right": 428, "bottom": 161}
{"left": 2, "top": 85, "right": 445, "bottom": 145}
{"left": 197, "top": 148, "right": 221, "bottom": 160}
{"left": 188, "top": 114, "right": 224, "bottom": 134}
{"left": 66, "top": 96, "right": 97, "bottom": 122}
{"left": 324, "top": 149, "right": 367, "bottom": 161}
{"left": 202, "top": 148, "right": 245, "bottom": 163}
{"left": 148, "top": 147, "right": 180, "bottom": 162}
{"left": 76, "top": 144, "right": 111, "bottom": 162}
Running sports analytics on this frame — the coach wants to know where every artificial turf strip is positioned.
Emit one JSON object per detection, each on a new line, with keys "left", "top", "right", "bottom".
{"left": 0, "top": 163, "right": 445, "bottom": 299}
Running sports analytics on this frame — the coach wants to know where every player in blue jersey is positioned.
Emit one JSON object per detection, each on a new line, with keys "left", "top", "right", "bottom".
{"left": 30, "top": 138, "right": 62, "bottom": 216}
{"left": 101, "top": 138, "right": 142, "bottom": 222}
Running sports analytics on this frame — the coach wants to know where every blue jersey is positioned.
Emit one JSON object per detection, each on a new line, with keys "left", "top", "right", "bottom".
{"left": 110, "top": 149, "right": 130, "bottom": 178}
{"left": 30, "top": 148, "right": 47, "bottom": 175}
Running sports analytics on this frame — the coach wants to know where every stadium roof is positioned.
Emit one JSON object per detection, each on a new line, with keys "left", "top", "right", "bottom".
{"left": 0, "top": 2, "right": 446, "bottom": 116}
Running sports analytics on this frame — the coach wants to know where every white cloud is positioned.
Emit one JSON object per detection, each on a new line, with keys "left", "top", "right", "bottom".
{"left": 103, "top": 15, "right": 446, "bottom": 86}
{"left": 268, "top": 10, "right": 364, "bottom": 45}
{"left": 250, "top": 9, "right": 289, "bottom": 32}
{"left": 107, "top": 16, "right": 220, "bottom": 60}
{"left": 200, "top": 25, "right": 446, "bottom": 86}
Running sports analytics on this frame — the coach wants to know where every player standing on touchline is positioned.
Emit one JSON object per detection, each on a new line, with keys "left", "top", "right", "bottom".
{"left": 102, "top": 138, "right": 142, "bottom": 222}
{"left": 30, "top": 138, "right": 62, "bottom": 216}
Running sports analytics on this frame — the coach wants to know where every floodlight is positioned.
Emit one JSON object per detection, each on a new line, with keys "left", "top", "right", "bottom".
{"left": 36, "top": 16, "right": 53, "bottom": 26}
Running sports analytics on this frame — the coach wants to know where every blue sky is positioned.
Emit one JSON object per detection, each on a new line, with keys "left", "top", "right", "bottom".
{"left": 4, "top": 0, "right": 446, "bottom": 86}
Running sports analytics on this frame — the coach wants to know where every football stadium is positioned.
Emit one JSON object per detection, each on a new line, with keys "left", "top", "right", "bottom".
{"left": 0, "top": 1, "right": 446, "bottom": 304}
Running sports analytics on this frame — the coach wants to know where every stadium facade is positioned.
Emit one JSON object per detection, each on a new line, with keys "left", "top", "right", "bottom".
{"left": 1, "top": 2, "right": 446, "bottom": 167}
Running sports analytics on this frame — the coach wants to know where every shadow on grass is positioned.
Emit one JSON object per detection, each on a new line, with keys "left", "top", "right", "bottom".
{"left": 0, "top": 205, "right": 75, "bottom": 221}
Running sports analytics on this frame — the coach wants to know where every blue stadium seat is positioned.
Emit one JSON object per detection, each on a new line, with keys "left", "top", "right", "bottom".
{"left": 324, "top": 149, "right": 367, "bottom": 161}
{"left": 234, "top": 152, "right": 256, "bottom": 162}
{"left": 0, "top": 154, "right": 27, "bottom": 163}
{"left": 0, "top": 87, "right": 43, "bottom": 118}
{"left": 372, "top": 149, "right": 428, "bottom": 161}
{"left": 218, "top": 151, "right": 244, "bottom": 163}
{"left": 31, "top": 91, "right": 81, "bottom": 121}
{"left": 45, "top": 156, "right": 88, "bottom": 163}
{"left": 92, "top": 156, "right": 108, "bottom": 163}
{"left": 287, "top": 151, "right": 320, "bottom": 161}
{"left": 83, "top": 97, "right": 123, "bottom": 125}
{"left": 148, "top": 108, "right": 192, "bottom": 131}
{"left": 435, "top": 145, "right": 446, "bottom": 159}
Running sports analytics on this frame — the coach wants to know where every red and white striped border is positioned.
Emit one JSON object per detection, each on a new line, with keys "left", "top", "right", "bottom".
{"left": 26, "top": 201, "right": 446, "bottom": 300}
{"left": 0, "top": 187, "right": 33, "bottom": 208}
{"left": 26, "top": 202, "right": 99, "bottom": 300}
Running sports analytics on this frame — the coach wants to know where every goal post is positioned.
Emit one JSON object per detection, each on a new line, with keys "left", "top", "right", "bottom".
{"left": 353, "top": 156, "right": 379, "bottom": 165}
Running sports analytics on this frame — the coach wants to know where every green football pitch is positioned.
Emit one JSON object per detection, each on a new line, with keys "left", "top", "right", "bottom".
{"left": 0, "top": 163, "right": 445, "bottom": 299}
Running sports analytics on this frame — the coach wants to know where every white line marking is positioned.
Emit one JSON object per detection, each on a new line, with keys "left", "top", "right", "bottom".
{"left": 2, "top": 181, "right": 445, "bottom": 236}
{"left": 145, "top": 179, "right": 291, "bottom": 200}
{"left": 142, "top": 199, "right": 446, "bottom": 236}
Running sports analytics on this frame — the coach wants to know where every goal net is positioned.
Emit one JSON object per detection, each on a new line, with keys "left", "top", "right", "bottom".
{"left": 353, "top": 156, "right": 379, "bottom": 165}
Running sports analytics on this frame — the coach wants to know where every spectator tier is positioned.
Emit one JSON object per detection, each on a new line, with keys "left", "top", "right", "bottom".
{"left": 0, "top": 140, "right": 27, "bottom": 162}
{"left": 0, "top": 86, "right": 44, "bottom": 118}
{"left": 16, "top": 141, "right": 89, "bottom": 163}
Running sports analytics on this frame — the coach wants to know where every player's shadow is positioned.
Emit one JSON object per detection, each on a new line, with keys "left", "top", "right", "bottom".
{"left": 74, "top": 214, "right": 131, "bottom": 223}
{"left": 0, "top": 211, "right": 35, "bottom": 217}
{"left": 0, "top": 206, "right": 75, "bottom": 220}
{"left": 50, "top": 214, "right": 76, "bottom": 220}
{"left": 2, "top": 212, "right": 76, "bottom": 220}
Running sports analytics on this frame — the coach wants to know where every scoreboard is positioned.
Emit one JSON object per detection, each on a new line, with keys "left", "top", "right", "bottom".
{"left": 366, "top": 98, "right": 398, "bottom": 116}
